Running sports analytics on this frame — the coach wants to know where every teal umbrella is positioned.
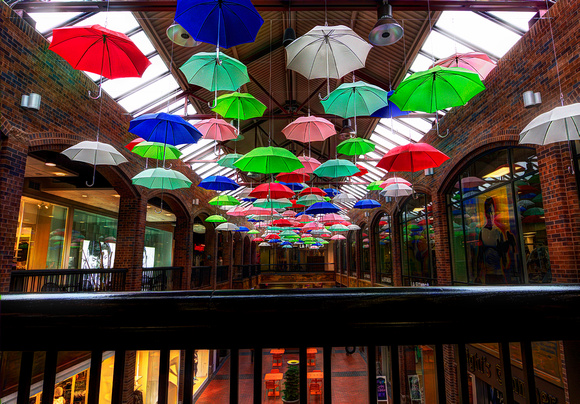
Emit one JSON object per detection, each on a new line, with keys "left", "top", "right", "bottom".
{"left": 179, "top": 51, "right": 249, "bottom": 92}
{"left": 297, "top": 194, "right": 325, "bottom": 206}
{"left": 132, "top": 168, "right": 192, "bottom": 190}
{"left": 253, "top": 198, "right": 292, "bottom": 209}
{"left": 320, "top": 81, "right": 389, "bottom": 118}
{"left": 217, "top": 153, "right": 244, "bottom": 168}
{"left": 234, "top": 146, "right": 304, "bottom": 174}
{"left": 337, "top": 137, "right": 375, "bottom": 156}
{"left": 211, "top": 92, "right": 266, "bottom": 120}
{"left": 313, "top": 159, "right": 360, "bottom": 178}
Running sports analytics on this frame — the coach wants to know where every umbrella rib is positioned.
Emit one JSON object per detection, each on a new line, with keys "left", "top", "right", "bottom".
{"left": 436, "top": 75, "right": 470, "bottom": 107}
{"left": 70, "top": 36, "right": 104, "bottom": 70}
{"left": 308, "top": 38, "right": 328, "bottom": 79}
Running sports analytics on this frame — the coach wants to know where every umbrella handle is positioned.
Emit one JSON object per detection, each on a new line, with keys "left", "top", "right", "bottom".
{"left": 318, "top": 93, "right": 329, "bottom": 102}
{"left": 86, "top": 164, "right": 97, "bottom": 187}
{"left": 88, "top": 86, "right": 102, "bottom": 100}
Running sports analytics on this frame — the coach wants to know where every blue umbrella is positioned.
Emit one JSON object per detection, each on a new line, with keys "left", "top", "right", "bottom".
{"left": 175, "top": 0, "right": 264, "bottom": 49}
{"left": 281, "top": 241, "right": 292, "bottom": 246}
{"left": 354, "top": 199, "right": 381, "bottom": 209}
{"left": 371, "top": 90, "right": 411, "bottom": 118}
{"left": 324, "top": 188, "right": 339, "bottom": 197}
{"left": 304, "top": 202, "right": 341, "bottom": 215}
{"left": 278, "top": 181, "right": 304, "bottom": 191}
{"left": 235, "top": 226, "right": 249, "bottom": 232}
{"left": 241, "top": 197, "right": 257, "bottom": 202}
{"left": 198, "top": 175, "right": 239, "bottom": 191}
{"left": 268, "top": 238, "right": 281, "bottom": 243}
{"left": 129, "top": 113, "right": 202, "bottom": 146}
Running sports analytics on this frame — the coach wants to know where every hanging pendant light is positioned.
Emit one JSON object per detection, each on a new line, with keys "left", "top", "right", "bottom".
{"left": 166, "top": 22, "right": 200, "bottom": 47}
{"left": 283, "top": 27, "right": 296, "bottom": 47}
{"left": 368, "top": 1, "right": 404, "bottom": 46}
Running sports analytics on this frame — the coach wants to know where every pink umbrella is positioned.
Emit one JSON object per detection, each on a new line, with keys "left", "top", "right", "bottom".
{"left": 282, "top": 115, "right": 336, "bottom": 143}
{"left": 331, "top": 234, "right": 346, "bottom": 240}
{"left": 382, "top": 177, "right": 412, "bottom": 187}
{"left": 296, "top": 214, "right": 314, "bottom": 223}
{"left": 282, "top": 210, "right": 297, "bottom": 217}
{"left": 194, "top": 118, "right": 238, "bottom": 141}
{"left": 226, "top": 206, "right": 248, "bottom": 216}
{"left": 303, "top": 221, "right": 324, "bottom": 230}
{"left": 246, "top": 206, "right": 272, "bottom": 216}
{"left": 434, "top": 52, "right": 496, "bottom": 80}
{"left": 454, "top": 176, "right": 485, "bottom": 189}
{"left": 321, "top": 213, "right": 344, "bottom": 223}
{"left": 295, "top": 156, "right": 322, "bottom": 174}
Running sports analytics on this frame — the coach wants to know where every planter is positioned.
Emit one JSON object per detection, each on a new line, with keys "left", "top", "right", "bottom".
{"left": 281, "top": 359, "right": 300, "bottom": 403}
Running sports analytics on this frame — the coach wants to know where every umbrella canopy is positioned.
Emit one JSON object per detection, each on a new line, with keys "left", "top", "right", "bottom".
{"left": 455, "top": 176, "right": 485, "bottom": 189}
{"left": 132, "top": 168, "right": 192, "bottom": 190}
{"left": 215, "top": 222, "right": 239, "bottom": 231}
{"left": 206, "top": 214, "right": 227, "bottom": 222}
{"left": 217, "top": 153, "right": 244, "bottom": 168}
{"left": 179, "top": 51, "right": 249, "bottom": 92}
{"left": 278, "top": 182, "right": 304, "bottom": 191}
{"left": 367, "top": 181, "right": 383, "bottom": 191}
{"left": 328, "top": 224, "right": 349, "bottom": 232}
{"left": 371, "top": 91, "right": 411, "bottom": 118}
{"left": 296, "top": 156, "right": 322, "bottom": 174}
{"left": 226, "top": 206, "right": 248, "bottom": 216}
{"left": 321, "top": 213, "right": 344, "bottom": 223}
{"left": 331, "top": 234, "right": 346, "bottom": 240}
{"left": 519, "top": 103, "right": 580, "bottom": 145}
{"left": 354, "top": 199, "right": 381, "bottom": 209}
{"left": 285, "top": 25, "right": 372, "bottom": 80}
{"left": 129, "top": 113, "right": 203, "bottom": 146}
{"left": 297, "top": 194, "right": 325, "bottom": 206}
{"left": 377, "top": 143, "right": 450, "bottom": 172}
{"left": 131, "top": 142, "right": 182, "bottom": 160}
{"left": 49, "top": 25, "right": 151, "bottom": 80}
{"left": 321, "top": 81, "right": 389, "bottom": 119}
{"left": 175, "top": 0, "right": 264, "bottom": 49}
{"left": 282, "top": 116, "right": 336, "bottom": 143}
{"left": 333, "top": 193, "right": 356, "bottom": 204}
{"left": 273, "top": 219, "right": 294, "bottom": 227}
{"left": 276, "top": 171, "right": 310, "bottom": 183}
{"left": 235, "top": 226, "right": 249, "bottom": 232}
{"left": 253, "top": 198, "right": 292, "bottom": 209}
{"left": 198, "top": 175, "right": 239, "bottom": 191}
{"left": 381, "top": 183, "right": 413, "bottom": 197}
{"left": 211, "top": 92, "right": 266, "bottom": 120}
{"left": 352, "top": 164, "right": 368, "bottom": 177}
{"left": 435, "top": 52, "right": 496, "bottom": 80}
{"left": 62, "top": 141, "right": 128, "bottom": 165}
{"left": 125, "top": 137, "right": 145, "bottom": 151}
{"left": 249, "top": 182, "right": 295, "bottom": 199}
{"left": 299, "top": 187, "right": 326, "bottom": 197}
{"left": 195, "top": 118, "right": 238, "bottom": 141}
{"left": 324, "top": 188, "right": 340, "bottom": 197}
{"left": 389, "top": 66, "right": 485, "bottom": 113}
{"left": 347, "top": 224, "right": 361, "bottom": 230}
{"left": 337, "top": 137, "right": 375, "bottom": 156}
{"left": 305, "top": 202, "right": 341, "bottom": 215}
{"left": 383, "top": 177, "right": 412, "bottom": 187}
{"left": 209, "top": 195, "right": 240, "bottom": 206}
{"left": 314, "top": 159, "right": 360, "bottom": 178}
{"left": 234, "top": 147, "right": 304, "bottom": 174}
{"left": 258, "top": 242, "right": 271, "bottom": 247}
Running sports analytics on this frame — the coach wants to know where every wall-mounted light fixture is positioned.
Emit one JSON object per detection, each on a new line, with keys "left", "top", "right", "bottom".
{"left": 424, "top": 167, "right": 434, "bottom": 176}
{"left": 523, "top": 90, "right": 542, "bottom": 108}
{"left": 21, "top": 93, "right": 41, "bottom": 110}
{"left": 192, "top": 198, "right": 200, "bottom": 205}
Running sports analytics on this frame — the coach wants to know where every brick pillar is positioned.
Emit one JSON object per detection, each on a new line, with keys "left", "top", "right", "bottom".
{"left": 0, "top": 131, "right": 28, "bottom": 292}
{"left": 432, "top": 193, "right": 453, "bottom": 286}
{"left": 173, "top": 213, "right": 192, "bottom": 290}
{"left": 114, "top": 195, "right": 147, "bottom": 291}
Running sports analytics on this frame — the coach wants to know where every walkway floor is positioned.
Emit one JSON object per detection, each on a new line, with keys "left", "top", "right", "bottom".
{"left": 194, "top": 348, "right": 370, "bottom": 403}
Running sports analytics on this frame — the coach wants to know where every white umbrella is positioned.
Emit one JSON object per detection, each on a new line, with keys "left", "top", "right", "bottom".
{"left": 381, "top": 183, "right": 413, "bottom": 197}
{"left": 333, "top": 193, "right": 356, "bottom": 204}
{"left": 285, "top": 25, "right": 372, "bottom": 92}
{"left": 258, "top": 242, "right": 271, "bottom": 247}
{"left": 347, "top": 224, "right": 361, "bottom": 231}
{"left": 62, "top": 140, "right": 128, "bottom": 186}
{"left": 519, "top": 103, "right": 580, "bottom": 145}
{"left": 215, "top": 222, "right": 239, "bottom": 231}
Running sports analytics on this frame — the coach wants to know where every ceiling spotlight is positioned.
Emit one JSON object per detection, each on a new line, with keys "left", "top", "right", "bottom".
{"left": 340, "top": 119, "right": 355, "bottom": 135}
{"left": 369, "top": 1, "right": 404, "bottom": 46}
{"left": 44, "top": 161, "right": 56, "bottom": 167}
{"left": 283, "top": 27, "right": 296, "bottom": 47}
{"left": 166, "top": 23, "right": 200, "bottom": 47}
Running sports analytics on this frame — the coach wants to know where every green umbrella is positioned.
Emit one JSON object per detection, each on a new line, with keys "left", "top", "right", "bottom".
{"left": 234, "top": 146, "right": 304, "bottom": 174}
{"left": 336, "top": 137, "right": 375, "bottom": 156}
{"left": 247, "top": 230, "right": 260, "bottom": 234}
{"left": 253, "top": 198, "right": 292, "bottom": 209}
{"left": 217, "top": 153, "right": 244, "bottom": 169}
{"left": 367, "top": 180, "right": 383, "bottom": 191}
{"left": 206, "top": 214, "right": 227, "bottom": 223}
{"left": 313, "top": 159, "right": 360, "bottom": 178}
{"left": 131, "top": 141, "right": 182, "bottom": 160}
{"left": 179, "top": 51, "right": 249, "bottom": 92}
{"left": 211, "top": 92, "right": 266, "bottom": 120}
{"left": 532, "top": 194, "right": 543, "bottom": 204}
{"left": 320, "top": 81, "right": 389, "bottom": 118}
{"left": 522, "top": 207, "right": 544, "bottom": 216}
{"left": 297, "top": 194, "right": 324, "bottom": 206}
{"left": 389, "top": 66, "right": 485, "bottom": 113}
{"left": 132, "top": 168, "right": 192, "bottom": 190}
{"left": 209, "top": 195, "right": 240, "bottom": 206}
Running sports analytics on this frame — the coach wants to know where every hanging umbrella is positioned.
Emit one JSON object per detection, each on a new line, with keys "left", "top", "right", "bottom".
{"left": 331, "top": 234, "right": 346, "bottom": 240}
{"left": 390, "top": 66, "right": 485, "bottom": 113}
{"left": 305, "top": 202, "right": 341, "bottom": 215}
{"left": 383, "top": 177, "right": 412, "bottom": 187}
{"left": 321, "top": 213, "right": 344, "bottom": 223}
{"left": 352, "top": 164, "right": 368, "bottom": 177}
{"left": 336, "top": 137, "right": 375, "bottom": 156}
{"left": 131, "top": 141, "right": 182, "bottom": 160}
{"left": 206, "top": 214, "right": 227, "bottom": 223}
{"left": 354, "top": 199, "right": 381, "bottom": 209}
{"left": 282, "top": 116, "right": 336, "bottom": 143}
{"left": 285, "top": 25, "right": 372, "bottom": 81}
{"left": 249, "top": 182, "right": 295, "bottom": 199}
{"left": 278, "top": 182, "right": 304, "bottom": 191}
{"left": 235, "top": 226, "right": 249, "bottom": 232}
{"left": 234, "top": 146, "right": 303, "bottom": 174}
{"left": 314, "top": 159, "right": 360, "bottom": 178}
{"left": 211, "top": 92, "right": 266, "bottom": 120}
{"left": 297, "top": 194, "right": 325, "bottom": 207}
{"left": 295, "top": 156, "right": 322, "bottom": 174}
{"left": 179, "top": 51, "right": 249, "bottom": 92}
{"left": 321, "top": 81, "right": 389, "bottom": 119}
{"left": 377, "top": 143, "right": 450, "bottom": 172}
{"left": 381, "top": 183, "right": 413, "bottom": 197}
{"left": 245, "top": 206, "right": 272, "bottom": 216}
{"left": 371, "top": 90, "right": 411, "bottom": 119}
{"left": 296, "top": 214, "right": 315, "bottom": 223}
{"left": 253, "top": 198, "right": 292, "bottom": 209}
{"left": 434, "top": 52, "right": 496, "bottom": 81}
{"left": 62, "top": 141, "right": 128, "bottom": 166}
{"left": 276, "top": 171, "right": 310, "bottom": 183}
{"left": 195, "top": 118, "right": 238, "bottom": 141}
{"left": 273, "top": 219, "right": 294, "bottom": 227}
{"left": 129, "top": 112, "right": 203, "bottom": 145}
{"left": 523, "top": 207, "right": 545, "bottom": 216}
{"left": 258, "top": 242, "right": 271, "bottom": 247}
{"left": 215, "top": 222, "right": 239, "bottom": 231}
{"left": 367, "top": 181, "right": 383, "bottom": 191}
{"left": 518, "top": 103, "right": 580, "bottom": 145}
{"left": 455, "top": 176, "right": 485, "bottom": 189}
{"left": 216, "top": 153, "right": 244, "bottom": 169}
{"left": 282, "top": 210, "right": 297, "bottom": 217}
{"left": 198, "top": 175, "right": 239, "bottom": 191}
{"left": 347, "top": 224, "right": 361, "bottom": 231}
{"left": 299, "top": 187, "right": 327, "bottom": 197}
{"left": 247, "top": 230, "right": 260, "bottom": 234}
{"left": 324, "top": 188, "right": 339, "bottom": 197}
{"left": 328, "top": 224, "right": 349, "bottom": 232}
{"left": 125, "top": 137, "right": 145, "bottom": 151}
{"left": 175, "top": 0, "right": 264, "bottom": 49}
{"left": 132, "top": 168, "right": 192, "bottom": 190}
{"left": 209, "top": 195, "right": 240, "bottom": 206}
{"left": 49, "top": 25, "right": 151, "bottom": 80}
{"left": 333, "top": 193, "right": 356, "bottom": 204}
{"left": 226, "top": 206, "right": 248, "bottom": 216}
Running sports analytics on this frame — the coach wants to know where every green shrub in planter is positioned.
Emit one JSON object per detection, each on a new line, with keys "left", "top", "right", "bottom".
{"left": 282, "top": 360, "right": 300, "bottom": 402}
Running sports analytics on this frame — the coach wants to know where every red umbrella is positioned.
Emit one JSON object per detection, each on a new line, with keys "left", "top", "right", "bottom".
{"left": 299, "top": 187, "right": 326, "bottom": 197}
{"left": 377, "top": 143, "right": 450, "bottom": 173}
{"left": 273, "top": 219, "right": 293, "bottom": 227}
{"left": 49, "top": 25, "right": 151, "bottom": 80}
{"left": 253, "top": 237, "right": 264, "bottom": 242}
{"left": 290, "top": 199, "right": 306, "bottom": 210}
{"left": 265, "top": 233, "right": 281, "bottom": 240}
{"left": 249, "top": 183, "right": 295, "bottom": 199}
{"left": 352, "top": 164, "right": 368, "bottom": 177}
{"left": 321, "top": 213, "right": 343, "bottom": 223}
{"left": 296, "top": 214, "right": 314, "bottom": 223}
{"left": 276, "top": 171, "right": 311, "bottom": 183}
{"left": 125, "top": 137, "right": 145, "bottom": 151}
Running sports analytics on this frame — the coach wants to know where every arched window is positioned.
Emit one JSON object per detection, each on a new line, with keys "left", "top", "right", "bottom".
{"left": 347, "top": 231, "right": 357, "bottom": 277}
{"left": 447, "top": 147, "right": 550, "bottom": 285}
{"left": 360, "top": 223, "right": 370, "bottom": 280}
{"left": 399, "top": 193, "right": 436, "bottom": 286}
{"left": 375, "top": 214, "right": 393, "bottom": 285}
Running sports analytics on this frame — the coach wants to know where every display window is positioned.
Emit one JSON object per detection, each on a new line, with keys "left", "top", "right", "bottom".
{"left": 360, "top": 224, "right": 370, "bottom": 280}
{"left": 375, "top": 215, "right": 393, "bottom": 285}
{"left": 348, "top": 232, "right": 357, "bottom": 277}
{"left": 447, "top": 147, "right": 549, "bottom": 285}
{"left": 143, "top": 227, "right": 174, "bottom": 268}
{"left": 69, "top": 210, "right": 118, "bottom": 269}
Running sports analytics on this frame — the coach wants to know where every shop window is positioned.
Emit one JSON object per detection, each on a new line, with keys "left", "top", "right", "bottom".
{"left": 399, "top": 193, "right": 436, "bottom": 286}
{"left": 447, "top": 147, "right": 549, "bottom": 285}
{"left": 348, "top": 232, "right": 357, "bottom": 277}
{"left": 360, "top": 224, "right": 370, "bottom": 280}
{"left": 69, "top": 210, "right": 118, "bottom": 269}
{"left": 15, "top": 197, "right": 68, "bottom": 270}
{"left": 375, "top": 215, "right": 393, "bottom": 285}
{"left": 192, "top": 217, "right": 207, "bottom": 266}
{"left": 144, "top": 227, "right": 173, "bottom": 267}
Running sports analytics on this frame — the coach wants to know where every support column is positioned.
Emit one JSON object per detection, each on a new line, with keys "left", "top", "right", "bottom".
{"left": 432, "top": 193, "right": 452, "bottom": 286}
{"left": 115, "top": 195, "right": 147, "bottom": 291}
{"left": 173, "top": 213, "right": 193, "bottom": 290}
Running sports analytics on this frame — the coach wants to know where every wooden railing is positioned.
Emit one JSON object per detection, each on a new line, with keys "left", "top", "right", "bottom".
{"left": 9, "top": 269, "right": 127, "bottom": 292}
{"left": 2, "top": 286, "right": 580, "bottom": 404}
{"left": 190, "top": 265, "right": 212, "bottom": 288}
{"left": 141, "top": 267, "right": 183, "bottom": 291}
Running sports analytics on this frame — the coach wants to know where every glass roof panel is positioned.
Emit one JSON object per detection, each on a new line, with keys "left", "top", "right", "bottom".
{"left": 101, "top": 55, "right": 167, "bottom": 99}
{"left": 29, "top": 12, "right": 83, "bottom": 34}
{"left": 421, "top": 30, "right": 474, "bottom": 59}
{"left": 409, "top": 53, "right": 436, "bottom": 73}
{"left": 129, "top": 30, "right": 157, "bottom": 55}
{"left": 397, "top": 117, "right": 433, "bottom": 133}
{"left": 71, "top": 12, "right": 139, "bottom": 34}
{"left": 118, "top": 75, "right": 180, "bottom": 113}
{"left": 488, "top": 11, "right": 536, "bottom": 32}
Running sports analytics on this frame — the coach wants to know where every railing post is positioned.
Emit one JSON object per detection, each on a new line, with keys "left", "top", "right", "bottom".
{"left": 111, "top": 350, "right": 126, "bottom": 404}
{"left": 367, "top": 345, "right": 377, "bottom": 404}
{"left": 520, "top": 341, "right": 537, "bottom": 404}
{"left": 456, "top": 343, "right": 470, "bottom": 404}
{"left": 299, "top": 347, "right": 308, "bottom": 403}
{"left": 390, "top": 345, "right": 400, "bottom": 404}
{"left": 16, "top": 351, "right": 33, "bottom": 404}
{"left": 435, "top": 344, "right": 447, "bottom": 404}
{"left": 87, "top": 351, "right": 103, "bottom": 404}
{"left": 229, "top": 348, "right": 239, "bottom": 404}
{"left": 499, "top": 342, "right": 515, "bottom": 404}
{"left": 182, "top": 349, "right": 194, "bottom": 404}
{"left": 323, "top": 346, "right": 332, "bottom": 404}
{"left": 41, "top": 351, "right": 57, "bottom": 404}
{"left": 253, "top": 347, "right": 262, "bottom": 404}
{"left": 158, "top": 349, "right": 170, "bottom": 404}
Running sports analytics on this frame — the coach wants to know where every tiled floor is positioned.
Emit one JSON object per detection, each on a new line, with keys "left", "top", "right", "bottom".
{"left": 195, "top": 348, "right": 369, "bottom": 403}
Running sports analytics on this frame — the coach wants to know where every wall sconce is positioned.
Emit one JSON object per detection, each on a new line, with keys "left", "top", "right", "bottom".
{"left": 364, "top": 212, "right": 370, "bottom": 217}
{"left": 523, "top": 91, "right": 542, "bottom": 108}
{"left": 21, "top": 93, "right": 41, "bottom": 110}
{"left": 192, "top": 198, "right": 199, "bottom": 205}
{"left": 424, "top": 167, "right": 434, "bottom": 176}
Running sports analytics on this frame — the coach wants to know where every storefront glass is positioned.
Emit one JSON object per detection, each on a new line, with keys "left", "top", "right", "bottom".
{"left": 143, "top": 227, "right": 173, "bottom": 267}
{"left": 15, "top": 197, "right": 68, "bottom": 269}
{"left": 348, "top": 232, "right": 357, "bottom": 277}
{"left": 69, "top": 210, "right": 118, "bottom": 269}
{"left": 375, "top": 215, "right": 393, "bottom": 285}
{"left": 399, "top": 193, "right": 436, "bottom": 285}
{"left": 360, "top": 224, "right": 370, "bottom": 280}
{"left": 447, "top": 147, "right": 549, "bottom": 285}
